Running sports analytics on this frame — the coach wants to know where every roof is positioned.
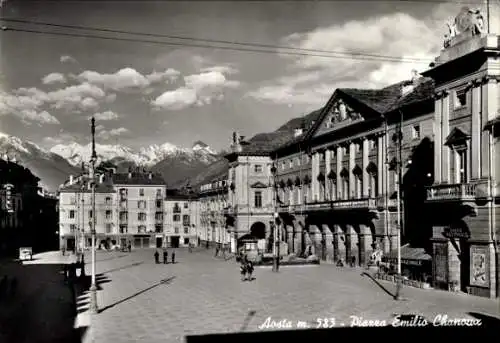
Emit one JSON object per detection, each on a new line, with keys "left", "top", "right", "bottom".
{"left": 386, "top": 244, "right": 431, "bottom": 262}
{"left": 59, "top": 180, "right": 115, "bottom": 193}
{"left": 112, "top": 172, "right": 167, "bottom": 185}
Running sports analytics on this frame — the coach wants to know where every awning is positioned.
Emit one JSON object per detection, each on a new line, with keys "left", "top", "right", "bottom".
{"left": 385, "top": 244, "right": 431, "bottom": 266}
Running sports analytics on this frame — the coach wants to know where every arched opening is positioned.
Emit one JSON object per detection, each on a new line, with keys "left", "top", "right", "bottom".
{"left": 250, "top": 221, "right": 266, "bottom": 240}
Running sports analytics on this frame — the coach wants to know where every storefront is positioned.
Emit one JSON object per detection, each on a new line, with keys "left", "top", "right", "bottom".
{"left": 384, "top": 244, "right": 432, "bottom": 283}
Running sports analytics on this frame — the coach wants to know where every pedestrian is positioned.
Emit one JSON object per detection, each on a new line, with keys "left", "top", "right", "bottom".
{"left": 154, "top": 250, "right": 160, "bottom": 264}
{"left": 128, "top": 242, "right": 132, "bottom": 252}
{"left": 163, "top": 249, "right": 168, "bottom": 264}
{"left": 246, "top": 259, "right": 254, "bottom": 281}
{"left": 171, "top": 250, "right": 176, "bottom": 264}
{"left": 351, "top": 255, "right": 356, "bottom": 267}
{"left": 240, "top": 258, "right": 247, "bottom": 281}
{"left": 188, "top": 243, "right": 192, "bottom": 253}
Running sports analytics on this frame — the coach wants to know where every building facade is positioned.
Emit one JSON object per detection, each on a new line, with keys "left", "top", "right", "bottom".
{"left": 164, "top": 191, "right": 199, "bottom": 248}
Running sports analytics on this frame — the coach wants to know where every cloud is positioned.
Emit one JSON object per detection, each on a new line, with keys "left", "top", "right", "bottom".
{"left": 19, "top": 110, "right": 60, "bottom": 125}
{"left": 93, "top": 110, "right": 119, "bottom": 121}
{"left": 77, "top": 67, "right": 181, "bottom": 92}
{"left": 60, "top": 55, "right": 77, "bottom": 64}
{"left": 42, "top": 72, "right": 67, "bottom": 85}
{"left": 246, "top": 7, "right": 455, "bottom": 107}
{"left": 152, "top": 70, "right": 240, "bottom": 110}
{"left": 46, "top": 83, "right": 106, "bottom": 111}
{"left": 200, "top": 65, "right": 239, "bottom": 75}
{"left": 97, "top": 127, "right": 129, "bottom": 140}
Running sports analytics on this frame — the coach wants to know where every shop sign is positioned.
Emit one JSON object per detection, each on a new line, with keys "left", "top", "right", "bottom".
{"left": 443, "top": 226, "right": 471, "bottom": 239}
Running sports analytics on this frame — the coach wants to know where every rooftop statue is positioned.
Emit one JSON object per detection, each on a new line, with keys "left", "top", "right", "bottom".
{"left": 443, "top": 7, "right": 485, "bottom": 48}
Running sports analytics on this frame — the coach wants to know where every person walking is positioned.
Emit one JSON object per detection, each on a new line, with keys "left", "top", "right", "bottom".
{"left": 171, "top": 250, "right": 176, "bottom": 264}
{"left": 163, "top": 249, "right": 168, "bottom": 264}
{"left": 154, "top": 250, "right": 160, "bottom": 264}
{"left": 240, "top": 257, "right": 247, "bottom": 281}
{"left": 246, "top": 258, "right": 254, "bottom": 281}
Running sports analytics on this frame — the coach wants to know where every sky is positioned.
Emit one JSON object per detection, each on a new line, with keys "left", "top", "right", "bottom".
{"left": 0, "top": 0, "right": 487, "bottom": 152}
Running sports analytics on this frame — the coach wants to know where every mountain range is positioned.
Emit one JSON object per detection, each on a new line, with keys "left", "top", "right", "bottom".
{"left": 0, "top": 108, "right": 321, "bottom": 192}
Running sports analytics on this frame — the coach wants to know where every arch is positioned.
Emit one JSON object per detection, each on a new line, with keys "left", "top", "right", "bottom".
{"left": 340, "top": 167, "right": 349, "bottom": 178}
{"left": 317, "top": 172, "right": 325, "bottom": 182}
{"left": 366, "top": 161, "right": 377, "bottom": 174}
{"left": 352, "top": 164, "right": 362, "bottom": 176}
{"left": 286, "top": 178, "right": 294, "bottom": 188}
{"left": 294, "top": 176, "right": 301, "bottom": 186}
{"left": 250, "top": 221, "right": 266, "bottom": 240}
{"left": 303, "top": 174, "right": 311, "bottom": 184}
{"left": 279, "top": 179, "right": 286, "bottom": 188}
{"left": 327, "top": 170, "right": 336, "bottom": 180}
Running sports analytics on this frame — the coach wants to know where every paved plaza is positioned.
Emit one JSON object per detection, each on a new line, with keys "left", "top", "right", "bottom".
{"left": 76, "top": 248, "right": 500, "bottom": 343}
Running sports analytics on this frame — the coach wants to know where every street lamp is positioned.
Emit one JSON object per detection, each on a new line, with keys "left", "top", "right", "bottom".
{"left": 88, "top": 116, "right": 98, "bottom": 314}
{"left": 271, "top": 163, "right": 280, "bottom": 272}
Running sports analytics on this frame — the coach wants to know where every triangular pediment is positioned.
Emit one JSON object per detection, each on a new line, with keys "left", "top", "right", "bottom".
{"left": 444, "top": 127, "right": 470, "bottom": 147}
{"left": 250, "top": 181, "right": 268, "bottom": 189}
{"left": 310, "top": 93, "right": 365, "bottom": 139}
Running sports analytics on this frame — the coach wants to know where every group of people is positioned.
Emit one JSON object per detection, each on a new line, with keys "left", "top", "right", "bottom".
{"left": 154, "top": 249, "right": 176, "bottom": 264}
{"left": 239, "top": 254, "right": 255, "bottom": 281}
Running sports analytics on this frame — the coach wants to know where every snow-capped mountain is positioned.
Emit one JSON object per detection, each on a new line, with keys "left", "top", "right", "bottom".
{"left": 0, "top": 132, "right": 80, "bottom": 191}
{"left": 50, "top": 140, "right": 218, "bottom": 167}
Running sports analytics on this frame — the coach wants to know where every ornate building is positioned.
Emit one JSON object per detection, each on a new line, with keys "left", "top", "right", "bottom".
{"left": 198, "top": 178, "right": 229, "bottom": 248}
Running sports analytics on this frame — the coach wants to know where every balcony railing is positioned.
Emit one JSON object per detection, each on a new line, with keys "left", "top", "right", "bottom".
{"left": 277, "top": 198, "right": 377, "bottom": 213}
{"left": 426, "top": 182, "right": 486, "bottom": 201}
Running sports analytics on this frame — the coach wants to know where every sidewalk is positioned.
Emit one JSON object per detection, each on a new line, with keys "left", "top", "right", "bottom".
{"left": 0, "top": 251, "right": 86, "bottom": 343}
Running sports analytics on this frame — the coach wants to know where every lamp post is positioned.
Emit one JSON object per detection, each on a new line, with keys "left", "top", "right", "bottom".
{"left": 271, "top": 163, "right": 280, "bottom": 272}
{"left": 88, "top": 116, "right": 98, "bottom": 314}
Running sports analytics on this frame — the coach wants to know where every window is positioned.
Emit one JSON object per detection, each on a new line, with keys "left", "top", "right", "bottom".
{"left": 393, "top": 171, "right": 399, "bottom": 193}
{"left": 105, "top": 210, "right": 112, "bottom": 220}
{"left": 369, "top": 172, "right": 378, "bottom": 198}
{"left": 156, "top": 189, "right": 162, "bottom": 198}
{"left": 120, "top": 200, "right": 127, "bottom": 208}
{"left": 182, "top": 215, "right": 190, "bottom": 225}
{"left": 173, "top": 214, "right": 180, "bottom": 222}
{"left": 254, "top": 191, "right": 262, "bottom": 208}
{"left": 341, "top": 176, "right": 349, "bottom": 199}
{"left": 355, "top": 173, "right": 362, "bottom": 198}
{"left": 138, "top": 212, "right": 146, "bottom": 221}
{"left": 119, "top": 212, "right": 128, "bottom": 221}
{"left": 139, "top": 188, "right": 144, "bottom": 196}
{"left": 70, "top": 224, "right": 76, "bottom": 232}
{"left": 454, "top": 89, "right": 467, "bottom": 108}
{"left": 173, "top": 203, "right": 181, "bottom": 213}
{"left": 156, "top": 200, "right": 162, "bottom": 208}
{"left": 138, "top": 225, "right": 146, "bottom": 233}
{"left": 289, "top": 159, "right": 294, "bottom": 168}
{"left": 184, "top": 202, "right": 188, "bottom": 209}
{"left": 254, "top": 164, "right": 263, "bottom": 173}
{"left": 456, "top": 149, "right": 467, "bottom": 183}
{"left": 137, "top": 200, "right": 146, "bottom": 209}
{"left": 69, "top": 210, "right": 75, "bottom": 219}
{"left": 184, "top": 227, "right": 189, "bottom": 234}
{"left": 119, "top": 225, "right": 128, "bottom": 234}
{"left": 184, "top": 238, "right": 190, "bottom": 245}
{"left": 412, "top": 125, "right": 421, "bottom": 139}
{"left": 105, "top": 223, "right": 112, "bottom": 233}
{"left": 89, "top": 210, "right": 93, "bottom": 218}
{"left": 155, "top": 212, "right": 163, "bottom": 221}
{"left": 175, "top": 227, "right": 179, "bottom": 234}
{"left": 281, "top": 161, "right": 286, "bottom": 170}
{"left": 330, "top": 179, "right": 337, "bottom": 201}
{"left": 296, "top": 157, "right": 301, "bottom": 167}
{"left": 105, "top": 196, "right": 112, "bottom": 205}
{"left": 155, "top": 225, "right": 163, "bottom": 233}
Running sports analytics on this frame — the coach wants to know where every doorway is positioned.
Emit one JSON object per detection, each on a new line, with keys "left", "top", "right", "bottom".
{"left": 156, "top": 237, "right": 163, "bottom": 248}
{"left": 171, "top": 236, "right": 180, "bottom": 248}
{"left": 66, "top": 238, "right": 75, "bottom": 252}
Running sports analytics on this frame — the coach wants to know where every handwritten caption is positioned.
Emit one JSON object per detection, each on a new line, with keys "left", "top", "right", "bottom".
{"left": 258, "top": 315, "right": 483, "bottom": 330}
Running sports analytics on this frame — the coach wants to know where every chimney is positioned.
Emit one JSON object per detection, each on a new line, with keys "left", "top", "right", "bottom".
{"left": 128, "top": 167, "right": 132, "bottom": 179}
{"left": 69, "top": 175, "right": 74, "bottom": 185}
{"left": 294, "top": 128, "right": 304, "bottom": 138}
{"left": 148, "top": 171, "right": 153, "bottom": 180}
{"left": 99, "top": 174, "right": 105, "bottom": 184}
{"left": 231, "top": 131, "right": 242, "bottom": 153}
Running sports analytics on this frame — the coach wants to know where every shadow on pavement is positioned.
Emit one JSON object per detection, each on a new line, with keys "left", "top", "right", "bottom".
{"left": 98, "top": 276, "right": 176, "bottom": 313}
{"left": 74, "top": 273, "right": 112, "bottom": 314}
{"left": 100, "top": 261, "right": 144, "bottom": 274}
{"left": 361, "top": 272, "right": 396, "bottom": 298}
{"left": 0, "top": 262, "right": 88, "bottom": 343}
{"left": 185, "top": 326, "right": 488, "bottom": 343}
{"left": 239, "top": 310, "right": 256, "bottom": 331}
{"left": 467, "top": 312, "right": 500, "bottom": 328}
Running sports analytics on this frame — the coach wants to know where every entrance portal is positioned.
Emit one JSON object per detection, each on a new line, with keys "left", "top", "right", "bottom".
{"left": 156, "top": 237, "right": 163, "bottom": 248}
{"left": 250, "top": 222, "right": 266, "bottom": 239}
{"left": 171, "top": 236, "right": 180, "bottom": 248}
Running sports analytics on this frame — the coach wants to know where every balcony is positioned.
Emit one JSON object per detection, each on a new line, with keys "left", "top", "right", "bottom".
{"left": 375, "top": 197, "right": 401, "bottom": 210}
{"left": 331, "top": 198, "right": 377, "bottom": 210}
{"left": 426, "top": 182, "right": 487, "bottom": 202}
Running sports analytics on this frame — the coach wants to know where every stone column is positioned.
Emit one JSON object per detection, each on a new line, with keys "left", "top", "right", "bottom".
{"left": 311, "top": 152, "right": 318, "bottom": 202}
{"left": 358, "top": 224, "right": 373, "bottom": 267}
{"left": 286, "top": 224, "right": 294, "bottom": 254}
{"left": 447, "top": 240, "right": 461, "bottom": 291}
{"left": 336, "top": 146, "right": 343, "bottom": 200}
{"left": 442, "top": 94, "right": 450, "bottom": 183}
{"left": 325, "top": 149, "right": 331, "bottom": 201}
{"left": 322, "top": 224, "right": 334, "bottom": 262}
{"left": 349, "top": 142, "right": 355, "bottom": 199}
{"left": 362, "top": 139, "right": 370, "bottom": 197}
{"left": 332, "top": 225, "right": 342, "bottom": 262}
{"left": 434, "top": 95, "right": 442, "bottom": 184}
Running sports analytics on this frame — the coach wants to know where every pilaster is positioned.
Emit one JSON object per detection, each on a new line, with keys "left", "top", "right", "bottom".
{"left": 481, "top": 76, "right": 498, "bottom": 178}
{"left": 362, "top": 138, "right": 369, "bottom": 197}
{"left": 358, "top": 224, "right": 372, "bottom": 267}
{"left": 377, "top": 136, "right": 383, "bottom": 193}
{"left": 349, "top": 142, "right": 355, "bottom": 199}
{"left": 442, "top": 94, "right": 451, "bottom": 183}
{"left": 447, "top": 240, "right": 461, "bottom": 290}
{"left": 325, "top": 149, "right": 331, "bottom": 201}
{"left": 471, "top": 81, "right": 481, "bottom": 179}
{"left": 434, "top": 94, "right": 443, "bottom": 183}
{"left": 336, "top": 146, "right": 342, "bottom": 199}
